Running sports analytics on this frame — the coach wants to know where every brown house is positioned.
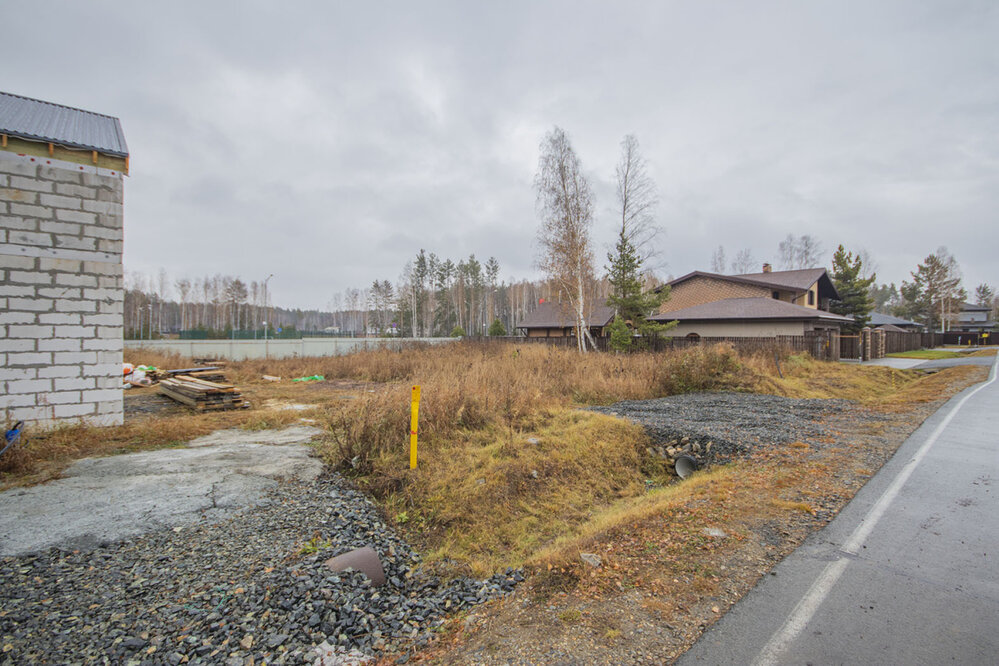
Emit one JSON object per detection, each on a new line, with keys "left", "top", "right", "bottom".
{"left": 660, "top": 265, "right": 839, "bottom": 313}
{"left": 650, "top": 297, "right": 851, "bottom": 337}
{"left": 651, "top": 265, "right": 848, "bottom": 337}
{"left": 517, "top": 302, "right": 616, "bottom": 339}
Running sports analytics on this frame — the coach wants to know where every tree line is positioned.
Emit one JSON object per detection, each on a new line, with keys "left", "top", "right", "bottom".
{"left": 123, "top": 261, "right": 611, "bottom": 340}
{"left": 125, "top": 126, "right": 994, "bottom": 342}
{"left": 870, "top": 247, "right": 996, "bottom": 332}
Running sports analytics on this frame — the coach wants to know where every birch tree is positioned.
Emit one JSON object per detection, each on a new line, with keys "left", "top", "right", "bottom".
{"left": 710, "top": 245, "right": 727, "bottom": 273}
{"left": 535, "top": 126, "right": 596, "bottom": 351}
{"left": 607, "top": 134, "right": 669, "bottom": 341}
{"left": 614, "top": 134, "right": 661, "bottom": 262}
{"left": 778, "top": 233, "right": 824, "bottom": 269}
{"left": 730, "top": 248, "right": 756, "bottom": 274}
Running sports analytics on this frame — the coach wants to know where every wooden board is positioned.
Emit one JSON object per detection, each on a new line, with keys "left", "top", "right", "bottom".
{"left": 157, "top": 375, "right": 249, "bottom": 412}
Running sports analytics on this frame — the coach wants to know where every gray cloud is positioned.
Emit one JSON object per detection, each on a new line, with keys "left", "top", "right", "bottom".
{"left": 4, "top": 0, "right": 997, "bottom": 307}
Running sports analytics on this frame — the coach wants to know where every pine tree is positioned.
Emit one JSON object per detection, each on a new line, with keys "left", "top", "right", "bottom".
{"left": 974, "top": 283, "right": 995, "bottom": 307}
{"left": 910, "top": 249, "right": 965, "bottom": 331}
{"left": 829, "top": 245, "right": 876, "bottom": 333}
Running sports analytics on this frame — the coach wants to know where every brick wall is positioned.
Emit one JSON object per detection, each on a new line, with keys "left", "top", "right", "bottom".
{"left": 660, "top": 276, "right": 770, "bottom": 312}
{"left": 1, "top": 152, "right": 124, "bottom": 426}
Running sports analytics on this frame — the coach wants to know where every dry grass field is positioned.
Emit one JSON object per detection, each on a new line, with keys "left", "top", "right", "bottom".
{"left": 3, "top": 342, "right": 984, "bottom": 581}
{"left": 2, "top": 341, "right": 989, "bottom": 663}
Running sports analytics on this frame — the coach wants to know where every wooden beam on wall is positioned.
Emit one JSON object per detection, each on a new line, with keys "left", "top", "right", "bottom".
{"left": 0, "top": 135, "right": 128, "bottom": 174}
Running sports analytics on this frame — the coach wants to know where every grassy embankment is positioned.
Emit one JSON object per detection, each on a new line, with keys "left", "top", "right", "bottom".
{"left": 1, "top": 342, "right": 984, "bottom": 578}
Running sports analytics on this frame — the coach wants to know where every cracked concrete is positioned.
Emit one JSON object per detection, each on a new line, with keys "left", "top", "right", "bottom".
{"left": 0, "top": 425, "right": 324, "bottom": 556}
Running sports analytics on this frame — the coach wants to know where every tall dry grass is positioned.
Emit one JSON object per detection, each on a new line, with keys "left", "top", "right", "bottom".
{"left": 39, "top": 341, "right": 946, "bottom": 575}
{"left": 287, "top": 342, "right": 755, "bottom": 474}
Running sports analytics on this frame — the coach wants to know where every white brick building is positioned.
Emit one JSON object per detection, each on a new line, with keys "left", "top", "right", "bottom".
{"left": 1, "top": 91, "right": 128, "bottom": 426}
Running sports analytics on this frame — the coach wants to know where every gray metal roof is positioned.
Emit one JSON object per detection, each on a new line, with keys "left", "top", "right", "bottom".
{"left": 869, "top": 312, "right": 920, "bottom": 327}
{"left": 0, "top": 91, "right": 128, "bottom": 157}
{"left": 650, "top": 297, "right": 852, "bottom": 323}
{"left": 517, "top": 302, "right": 616, "bottom": 329}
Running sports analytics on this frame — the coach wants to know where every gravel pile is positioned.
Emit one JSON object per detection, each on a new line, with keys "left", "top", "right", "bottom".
{"left": 0, "top": 474, "right": 520, "bottom": 665}
{"left": 590, "top": 391, "right": 853, "bottom": 465}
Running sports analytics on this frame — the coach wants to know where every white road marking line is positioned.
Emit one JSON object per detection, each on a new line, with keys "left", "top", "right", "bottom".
{"left": 752, "top": 353, "right": 999, "bottom": 666}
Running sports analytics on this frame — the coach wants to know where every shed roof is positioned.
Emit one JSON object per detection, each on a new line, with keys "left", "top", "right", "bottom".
{"left": 517, "top": 302, "right": 616, "bottom": 329}
{"left": 0, "top": 91, "right": 128, "bottom": 157}
{"left": 649, "top": 297, "right": 852, "bottom": 323}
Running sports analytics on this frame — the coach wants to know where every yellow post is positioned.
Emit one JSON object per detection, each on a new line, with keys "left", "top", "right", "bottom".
{"left": 410, "top": 385, "right": 421, "bottom": 469}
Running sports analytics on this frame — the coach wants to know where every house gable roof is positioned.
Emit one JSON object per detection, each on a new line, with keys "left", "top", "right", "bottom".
{"left": 961, "top": 302, "right": 992, "bottom": 312}
{"left": 517, "top": 302, "right": 616, "bottom": 329}
{"left": 665, "top": 267, "right": 840, "bottom": 301}
{"left": 0, "top": 91, "right": 128, "bottom": 157}
{"left": 649, "top": 297, "right": 852, "bottom": 323}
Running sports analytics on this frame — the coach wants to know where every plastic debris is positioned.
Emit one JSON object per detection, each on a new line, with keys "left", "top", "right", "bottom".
{"left": 1, "top": 421, "right": 24, "bottom": 459}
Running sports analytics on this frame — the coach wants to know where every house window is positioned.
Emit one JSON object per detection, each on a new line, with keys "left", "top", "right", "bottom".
{"left": 772, "top": 291, "right": 780, "bottom": 300}
{"left": 808, "top": 291, "right": 815, "bottom": 306}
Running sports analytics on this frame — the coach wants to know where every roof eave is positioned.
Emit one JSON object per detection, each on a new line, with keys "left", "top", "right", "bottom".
{"left": 2, "top": 129, "right": 129, "bottom": 158}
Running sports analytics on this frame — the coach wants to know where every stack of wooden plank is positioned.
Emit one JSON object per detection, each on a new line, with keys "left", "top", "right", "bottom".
{"left": 157, "top": 375, "right": 249, "bottom": 411}
{"left": 165, "top": 367, "right": 227, "bottom": 383}
{"left": 193, "top": 358, "right": 227, "bottom": 368}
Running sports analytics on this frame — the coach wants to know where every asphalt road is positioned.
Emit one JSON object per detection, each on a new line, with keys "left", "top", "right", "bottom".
{"left": 679, "top": 353, "right": 999, "bottom": 665}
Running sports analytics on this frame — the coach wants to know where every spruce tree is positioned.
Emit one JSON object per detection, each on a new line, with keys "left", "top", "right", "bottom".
{"left": 829, "top": 245, "right": 876, "bottom": 332}
{"left": 608, "top": 315, "right": 632, "bottom": 352}
{"left": 606, "top": 228, "right": 671, "bottom": 339}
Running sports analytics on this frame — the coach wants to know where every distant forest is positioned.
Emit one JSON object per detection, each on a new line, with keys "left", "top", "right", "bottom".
{"left": 124, "top": 250, "right": 641, "bottom": 339}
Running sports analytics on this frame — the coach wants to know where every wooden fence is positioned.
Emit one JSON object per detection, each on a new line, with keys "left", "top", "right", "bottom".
{"left": 492, "top": 328, "right": 995, "bottom": 361}
{"left": 839, "top": 335, "right": 860, "bottom": 360}
{"left": 884, "top": 331, "right": 926, "bottom": 354}
{"left": 496, "top": 331, "right": 842, "bottom": 361}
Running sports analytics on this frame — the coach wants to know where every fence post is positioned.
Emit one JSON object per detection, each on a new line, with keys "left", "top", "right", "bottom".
{"left": 861, "top": 327, "right": 872, "bottom": 362}
{"left": 874, "top": 328, "right": 885, "bottom": 359}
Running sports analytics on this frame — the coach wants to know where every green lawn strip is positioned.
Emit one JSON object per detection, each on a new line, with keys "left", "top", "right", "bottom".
{"left": 886, "top": 349, "right": 964, "bottom": 360}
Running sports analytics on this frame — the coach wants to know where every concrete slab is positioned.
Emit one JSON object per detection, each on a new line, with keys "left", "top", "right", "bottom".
{"left": 0, "top": 425, "right": 323, "bottom": 556}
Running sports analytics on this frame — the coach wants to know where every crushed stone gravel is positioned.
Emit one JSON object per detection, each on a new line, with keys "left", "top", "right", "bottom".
{"left": 589, "top": 392, "right": 855, "bottom": 465}
{"left": 0, "top": 473, "right": 520, "bottom": 665}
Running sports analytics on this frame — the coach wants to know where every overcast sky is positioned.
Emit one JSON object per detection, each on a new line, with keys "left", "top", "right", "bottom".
{"left": 4, "top": 1, "right": 996, "bottom": 309}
